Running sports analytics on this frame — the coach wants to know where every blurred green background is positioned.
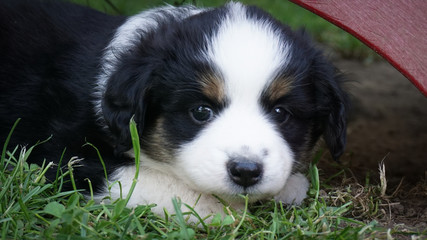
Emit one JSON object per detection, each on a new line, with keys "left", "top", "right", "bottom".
{"left": 70, "top": 0, "right": 377, "bottom": 61}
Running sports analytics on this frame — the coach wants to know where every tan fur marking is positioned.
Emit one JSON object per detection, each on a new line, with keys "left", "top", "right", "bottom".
{"left": 267, "top": 77, "right": 293, "bottom": 102}
{"left": 199, "top": 73, "right": 226, "bottom": 104}
{"left": 142, "top": 117, "right": 175, "bottom": 162}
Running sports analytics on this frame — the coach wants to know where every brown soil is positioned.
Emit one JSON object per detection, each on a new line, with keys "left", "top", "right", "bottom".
{"left": 319, "top": 57, "right": 427, "bottom": 233}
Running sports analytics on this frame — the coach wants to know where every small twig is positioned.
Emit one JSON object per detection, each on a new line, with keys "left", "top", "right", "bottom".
{"left": 378, "top": 202, "right": 400, "bottom": 207}
{"left": 391, "top": 177, "right": 405, "bottom": 198}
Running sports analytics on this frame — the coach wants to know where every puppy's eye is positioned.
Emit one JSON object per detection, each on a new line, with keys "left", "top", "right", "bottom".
{"left": 190, "top": 105, "right": 214, "bottom": 124}
{"left": 272, "top": 106, "right": 291, "bottom": 124}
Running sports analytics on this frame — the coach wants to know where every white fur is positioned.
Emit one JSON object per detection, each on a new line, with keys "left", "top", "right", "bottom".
{"left": 96, "top": 162, "right": 242, "bottom": 222}
{"left": 206, "top": 2, "right": 291, "bottom": 100}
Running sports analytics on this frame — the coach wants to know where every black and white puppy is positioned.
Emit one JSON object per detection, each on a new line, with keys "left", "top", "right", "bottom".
{"left": 0, "top": 0, "right": 348, "bottom": 219}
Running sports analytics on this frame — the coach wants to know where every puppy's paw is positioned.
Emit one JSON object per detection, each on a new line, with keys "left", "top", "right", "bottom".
{"left": 274, "top": 172, "right": 309, "bottom": 205}
{"left": 177, "top": 195, "right": 245, "bottom": 224}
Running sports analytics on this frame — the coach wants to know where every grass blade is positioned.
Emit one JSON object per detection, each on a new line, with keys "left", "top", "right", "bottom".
{"left": 123, "top": 117, "right": 141, "bottom": 206}
{"left": 1, "top": 119, "right": 20, "bottom": 167}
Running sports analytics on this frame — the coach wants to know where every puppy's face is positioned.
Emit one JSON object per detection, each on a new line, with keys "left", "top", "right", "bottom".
{"left": 103, "top": 3, "right": 347, "bottom": 201}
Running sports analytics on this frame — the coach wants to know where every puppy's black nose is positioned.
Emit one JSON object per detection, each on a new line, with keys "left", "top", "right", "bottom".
{"left": 227, "top": 160, "right": 263, "bottom": 188}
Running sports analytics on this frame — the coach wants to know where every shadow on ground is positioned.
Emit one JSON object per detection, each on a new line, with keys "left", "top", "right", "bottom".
{"left": 319, "top": 57, "right": 427, "bottom": 232}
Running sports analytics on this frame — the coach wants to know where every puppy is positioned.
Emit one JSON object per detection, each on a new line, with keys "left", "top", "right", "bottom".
{"left": 0, "top": 0, "right": 348, "bottom": 220}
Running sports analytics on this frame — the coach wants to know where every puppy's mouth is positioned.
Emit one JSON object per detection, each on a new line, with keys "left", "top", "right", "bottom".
{"left": 214, "top": 187, "right": 271, "bottom": 204}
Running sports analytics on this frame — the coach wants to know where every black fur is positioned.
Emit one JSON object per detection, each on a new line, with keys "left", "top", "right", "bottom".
{"left": 0, "top": 0, "right": 126, "bottom": 190}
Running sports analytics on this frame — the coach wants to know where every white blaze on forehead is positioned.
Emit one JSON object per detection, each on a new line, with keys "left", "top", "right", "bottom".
{"left": 208, "top": 2, "right": 291, "bottom": 104}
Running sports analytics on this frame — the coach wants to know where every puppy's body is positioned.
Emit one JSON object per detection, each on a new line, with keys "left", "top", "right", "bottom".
{"left": 0, "top": 0, "right": 126, "bottom": 190}
{"left": 0, "top": 1, "right": 348, "bottom": 220}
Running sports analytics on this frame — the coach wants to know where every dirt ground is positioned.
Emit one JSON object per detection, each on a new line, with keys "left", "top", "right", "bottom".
{"left": 319, "top": 56, "right": 427, "bottom": 232}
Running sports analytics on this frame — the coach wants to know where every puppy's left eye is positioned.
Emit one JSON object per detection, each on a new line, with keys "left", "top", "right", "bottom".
{"left": 272, "top": 106, "right": 291, "bottom": 124}
{"left": 190, "top": 105, "right": 214, "bottom": 124}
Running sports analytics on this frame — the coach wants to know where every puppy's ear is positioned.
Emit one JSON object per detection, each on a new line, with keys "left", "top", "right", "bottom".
{"left": 102, "top": 65, "right": 152, "bottom": 156}
{"left": 323, "top": 97, "right": 348, "bottom": 161}
{"left": 294, "top": 30, "right": 349, "bottom": 161}
{"left": 312, "top": 56, "right": 349, "bottom": 161}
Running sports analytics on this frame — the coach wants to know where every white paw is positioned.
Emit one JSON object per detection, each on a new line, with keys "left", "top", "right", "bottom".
{"left": 274, "top": 172, "right": 309, "bottom": 205}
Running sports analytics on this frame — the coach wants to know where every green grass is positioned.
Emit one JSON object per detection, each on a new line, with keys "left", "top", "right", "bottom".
{"left": 2, "top": 120, "right": 425, "bottom": 239}
{"left": 70, "top": 0, "right": 378, "bottom": 61}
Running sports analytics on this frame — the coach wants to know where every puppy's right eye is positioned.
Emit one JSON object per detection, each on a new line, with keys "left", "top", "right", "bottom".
{"left": 190, "top": 105, "right": 214, "bottom": 124}
{"left": 271, "top": 106, "right": 291, "bottom": 124}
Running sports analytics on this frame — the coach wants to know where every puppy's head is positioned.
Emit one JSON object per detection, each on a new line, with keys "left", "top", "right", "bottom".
{"left": 102, "top": 3, "right": 348, "bottom": 201}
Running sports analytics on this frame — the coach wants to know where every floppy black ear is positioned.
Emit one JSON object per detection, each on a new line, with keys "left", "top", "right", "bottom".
{"left": 102, "top": 64, "right": 152, "bottom": 156}
{"left": 312, "top": 56, "right": 349, "bottom": 161}
{"left": 293, "top": 29, "right": 349, "bottom": 161}
{"left": 323, "top": 99, "right": 348, "bottom": 161}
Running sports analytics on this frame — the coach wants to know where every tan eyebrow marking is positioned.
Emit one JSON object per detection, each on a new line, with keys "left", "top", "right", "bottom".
{"left": 266, "top": 76, "right": 293, "bottom": 103}
{"left": 199, "top": 73, "right": 226, "bottom": 104}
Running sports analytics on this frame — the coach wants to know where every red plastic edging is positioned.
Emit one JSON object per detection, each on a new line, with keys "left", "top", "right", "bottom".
{"left": 290, "top": 0, "right": 427, "bottom": 97}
